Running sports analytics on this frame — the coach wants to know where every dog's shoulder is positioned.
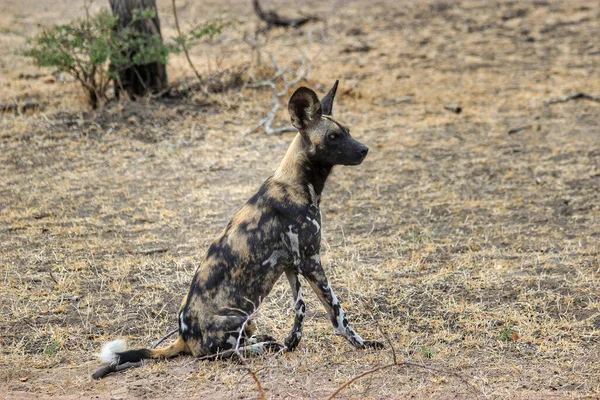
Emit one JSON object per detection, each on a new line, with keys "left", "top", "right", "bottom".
{"left": 256, "top": 177, "right": 315, "bottom": 218}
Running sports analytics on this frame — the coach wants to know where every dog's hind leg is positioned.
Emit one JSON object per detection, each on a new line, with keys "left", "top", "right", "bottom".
{"left": 201, "top": 333, "right": 283, "bottom": 359}
{"left": 243, "top": 324, "right": 284, "bottom": 354}
{"left": 283, "top": 269, "right": 305, "bottom": 351}
{"left": 199, "top": 315, "right": 283, "bottom": 359}
{"left": 242, "top": 336, "right": 284, "bottom": 354}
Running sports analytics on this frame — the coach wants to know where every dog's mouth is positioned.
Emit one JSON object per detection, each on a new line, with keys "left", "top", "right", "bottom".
{"left": 346, "top": 153, "right": 368, "bottom": 166}
{"left": 350, "top": 146, "right": 369, "bottom": 165}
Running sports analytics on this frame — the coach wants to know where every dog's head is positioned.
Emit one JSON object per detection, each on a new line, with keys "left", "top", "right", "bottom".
{"left": 288, "top": 81, "right": 368, "bottom": 166}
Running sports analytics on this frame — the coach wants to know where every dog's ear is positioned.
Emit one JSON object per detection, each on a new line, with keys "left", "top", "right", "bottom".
{"left": 320, "top": 80, "right": 339, "bottom": 116}
{"left": 289, "top": 87, "right": 322, "bottom": 131}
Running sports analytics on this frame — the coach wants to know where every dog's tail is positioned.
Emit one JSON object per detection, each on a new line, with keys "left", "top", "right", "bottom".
{"left": 99, "top": 335, "right": 188, "bottom": 365}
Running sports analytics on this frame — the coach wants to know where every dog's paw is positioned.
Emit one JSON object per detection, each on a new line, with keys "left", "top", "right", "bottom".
{"left": 248, "top": 334, "right": 277, "bottom": 344}
{"left": 263, "top": 341, "right": 285, "bottom": 353}
{"left": 284, "top": 334, "right": 302, "bottom": 351}
{"left": 362, "top": 340, "right": 385, "bottom": 350}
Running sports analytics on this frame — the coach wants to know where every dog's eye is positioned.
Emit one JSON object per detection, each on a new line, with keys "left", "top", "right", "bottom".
{"left": 328, "top": 133, "right": 339, "bottom": 140}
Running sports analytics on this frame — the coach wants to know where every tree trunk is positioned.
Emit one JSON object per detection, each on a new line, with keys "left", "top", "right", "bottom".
{"left": 109, "top": 0, "right": 167, "bottom": 98}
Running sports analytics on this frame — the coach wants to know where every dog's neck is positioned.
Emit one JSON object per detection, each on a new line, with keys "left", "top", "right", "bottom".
{"left": 273, "top": 134, "right": 332, "bottom": 198}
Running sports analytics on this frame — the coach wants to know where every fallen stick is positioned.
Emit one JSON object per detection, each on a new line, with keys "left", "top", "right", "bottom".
{"left": 252, "top": 0, "right": 317, "bottom": 30}
{"left": 152, "top": 328, "right": 178, "bottom": 349}
{"left": 327, "top": 360, "right": 479, "bottom": 400}
{"left": 544, "top": 92, "right": 600, "bottom": 106}
{"left": 508, "top": 125, "right": 531, "bottom": 135}
{"left": 136, "top": 247, "right": 169, "bottom": 255}
{"left": 444, "top": 104, "right": 462, "bottom": 114}
{"left": 327, "top": 314, "right": 482, "bottom": 399}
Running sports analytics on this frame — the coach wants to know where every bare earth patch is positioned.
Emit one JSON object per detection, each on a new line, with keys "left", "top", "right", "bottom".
{"left": 1, "top": 0, "right": 598, "bottom": 399}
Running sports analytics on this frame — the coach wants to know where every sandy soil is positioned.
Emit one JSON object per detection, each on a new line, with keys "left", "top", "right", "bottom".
{"left": 1, "top": 0, "right": 599, "bottom": 398}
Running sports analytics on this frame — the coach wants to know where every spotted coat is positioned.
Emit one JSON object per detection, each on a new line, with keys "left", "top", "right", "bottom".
{"left": 105, "top": 81, "right": 383, "bottom": 369}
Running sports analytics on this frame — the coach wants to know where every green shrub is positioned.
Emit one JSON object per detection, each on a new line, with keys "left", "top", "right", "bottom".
{"left": 24, "top": 6, "right": 226, "bottom": 108}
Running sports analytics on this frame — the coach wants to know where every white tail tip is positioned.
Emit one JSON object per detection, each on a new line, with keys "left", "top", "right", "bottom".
{"left": 99, "top": 339, "right": 127, "bottom": 364}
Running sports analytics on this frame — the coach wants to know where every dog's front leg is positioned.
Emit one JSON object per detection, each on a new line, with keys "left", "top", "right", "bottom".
{"left": 302, "top": 255, "right": 383, "bottom": 350}
{"left": 284, "top": 269, "right": 305, "bottom": 351}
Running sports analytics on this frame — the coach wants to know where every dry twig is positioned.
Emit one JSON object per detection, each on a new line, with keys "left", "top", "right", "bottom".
{"left": 508, "top": 125, "right": 531, "bottom": 135}
{"left": 544, "top": 92, "right": 600, "bottom": 105}
{"left": 170, "top": 0, "right": 229, "bottom": 106}
{"left": 327, "top": 323, "right": 481, "bottom": 399}
{"left": 327, "top": 359, "right": 478, "bottom": 399}
{"left": 233, "top": 302, "right": 267, "bottom": 400}
{"left": 242, "top": 53, "right": 312, "bottom": 136}
{"left": 172, "top": 0, "right": 203, "bottom": 86}
{"left": 136, "top": 247, "right": 169, "bottom": 255}
{"left": 444, "top": 104, "right": 463, "bottom": 114}
{"left": 152, "top": 328, "right": 179, "bottom": 349}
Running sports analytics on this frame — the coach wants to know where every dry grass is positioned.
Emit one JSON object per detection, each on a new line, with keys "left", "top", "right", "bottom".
{"left": 1, "top": 0, "right": 599, "bottom": 398}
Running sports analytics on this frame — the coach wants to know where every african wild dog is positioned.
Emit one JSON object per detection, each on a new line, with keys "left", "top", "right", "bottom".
{"left": 97, "top": 81, "right": 383, "bottom": 375}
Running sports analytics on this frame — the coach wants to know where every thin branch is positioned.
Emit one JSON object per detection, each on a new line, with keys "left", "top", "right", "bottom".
{"left": 233, "top": 304, "right": 267, "bottom": 400}
{"left": 327, "top": 360, "right": 481, "bottom": 399}
{"left": 171, "top": 0, "right": 203, "bottom": 85}
{"left": 170, "top": 0, "right": 231, "bottom": 107}
{"left": 371, "top": 313, "right": 396, "bottom": 365}
{"left": 247, "top": 68, "right": 287, "bottom": 88}
{"left": 508, "top": 125, "right": 531, "bottom": 135}
{"left": 136, "top": 247, "right": 169, "bottom": 255}
{"left": 276, "top": 54, "right": 310, "bottom": 97}
{"left": 327, "top": 362, "right": 397, "bottom": 400}
{"left": 152, "top": 328, "right": 178, "bottom": 349}
{"left": 242, "top": 53, "right": 312, "bottom": 136}
{"left": 328, "top": 319, "right": 481, "bottom": 399}
{"left": 544, "top": 92, "right": 600, "bottom": 105}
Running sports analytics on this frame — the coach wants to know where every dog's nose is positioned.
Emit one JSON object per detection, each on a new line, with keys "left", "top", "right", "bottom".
{"left": 359, "top": 145, "right": 369, "bottom": 156}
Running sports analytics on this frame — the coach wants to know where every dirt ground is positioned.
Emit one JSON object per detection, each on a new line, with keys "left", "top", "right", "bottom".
{"left": 1, "top": 0, "right": 599, "bottom": 399}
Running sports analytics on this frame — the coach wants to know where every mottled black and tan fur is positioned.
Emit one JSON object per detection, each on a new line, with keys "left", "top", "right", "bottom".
{"left": 97, "top": 81, "right": 383, "bottom": 375}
